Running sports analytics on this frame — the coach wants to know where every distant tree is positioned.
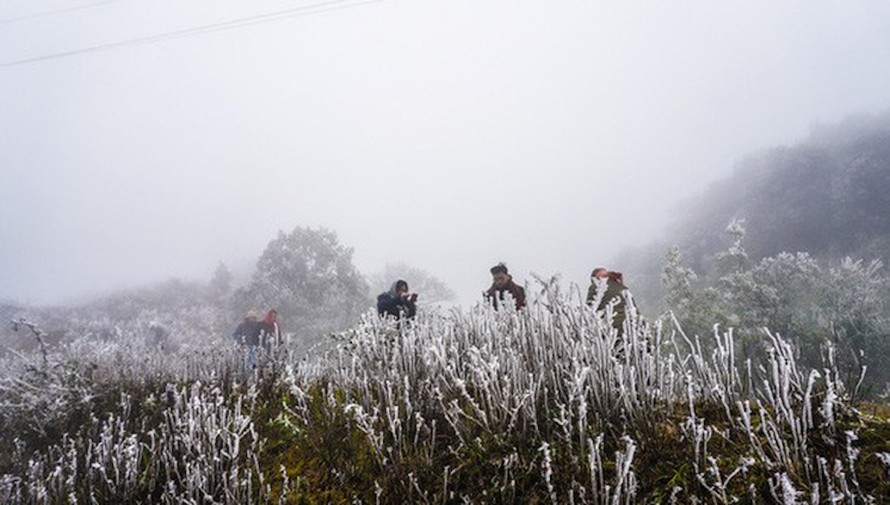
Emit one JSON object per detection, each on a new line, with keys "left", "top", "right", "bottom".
{"left": 370, "top": 262, "right": 456, "bottom": 305}
{"left": 661, "top": 245, "right": 728, "bottom": 340}
{"left": 233, "top": 227, "right": 370, "bottom": 345}
{"left": 208, "top": 262, "right": 233, "bottom": 302}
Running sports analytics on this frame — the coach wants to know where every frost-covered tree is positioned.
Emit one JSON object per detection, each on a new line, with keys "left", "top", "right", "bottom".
{"left": 664, "top": 220, "right": 890, "bottom": 394}
{"left": 233, "top": 227, "right": 370, "bottom": 346}
{"left": 661, "top": 245, "right": 728, "bottom": 340}
{"left": 208, "top": 262, "right": 233, "bottom": 302}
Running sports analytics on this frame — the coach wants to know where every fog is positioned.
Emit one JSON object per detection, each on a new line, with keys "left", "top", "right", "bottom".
{"left": 1, "top": 0, "right": 889, "bottom": 306}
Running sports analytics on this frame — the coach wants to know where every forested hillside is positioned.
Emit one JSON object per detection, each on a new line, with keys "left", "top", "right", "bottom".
{"left": 677, "top": 111, "right": 890, "bottom": 268}
{"left": 624, "top": 111, "right": 890, "bottom": 308}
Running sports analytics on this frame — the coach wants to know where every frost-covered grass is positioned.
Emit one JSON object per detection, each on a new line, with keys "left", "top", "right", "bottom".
{"left": 0, "top": 319, "right": 280, "bottom": 503}
{"left": 2, "top": 281, "right": 889, "bottom": 503}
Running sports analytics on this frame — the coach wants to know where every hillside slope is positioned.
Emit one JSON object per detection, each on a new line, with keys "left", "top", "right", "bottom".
{"left": 622, "top": 111, "right": 890, "bottom": 308}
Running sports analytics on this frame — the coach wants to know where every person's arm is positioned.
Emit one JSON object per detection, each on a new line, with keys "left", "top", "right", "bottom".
{"left": 586, "top": 284, "right": 597, "bottom": 305}
{"left": 377, "top": 294, "right": 402, "bottom": 315}
{"left": 596, "top": 297, "right": 608, "bottom": 312}
{"left": 514, "top": 286, "right": 527, "bottom": 309}
{"left": 404, "top": 299, "right": 417, "bottom": 319}
{"left": 484, "top": 286, "right": 498, "bottom": 307}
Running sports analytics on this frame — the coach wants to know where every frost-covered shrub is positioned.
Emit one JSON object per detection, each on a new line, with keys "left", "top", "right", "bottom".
{"left": 0, "top": 316, "right": 289, "bottom": 504}
{"left": 2, "top": 279, "right": 888, "bottom": 503}
{"left": 0, "top": 385, "right": 271, "bottom": 504}
{"left": 0, "top": 318, "right": 242, "bottom": 470}
{"left": 270, "top": 279, "right": 886, "bottom": 502}
{"left": 664, "top": 220, "right": 890, "bottom": 396}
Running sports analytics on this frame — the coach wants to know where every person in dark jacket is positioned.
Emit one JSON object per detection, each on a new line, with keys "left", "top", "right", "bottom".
{"left": 485, "top": 263, "right": 526, "bottom": 309}
{"left": 233, "top": 310, "right": 261, "bottom": 376}
{"left": 232, "top": 311, "right": 260, "bottom": 346}
{"left": 259, "top": 309, "right": 282, "bottom": 350}
{"left": 377, "top": 280, "right": 417, "bottom": 319}
{"left": 587, "top": 269, "right": 632, "bottom": 332}
{"left": 148, "top": 321, "right": 169, "bottom": 349}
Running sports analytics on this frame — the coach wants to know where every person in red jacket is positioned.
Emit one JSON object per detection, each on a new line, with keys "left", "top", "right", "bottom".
{"left": 259, "top": 309, "right": 282, "bottom": 350}
{"left": 485, "top": 263, "right": 526, "bottom": 309}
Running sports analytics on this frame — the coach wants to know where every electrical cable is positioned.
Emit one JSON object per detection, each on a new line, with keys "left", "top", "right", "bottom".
{"left": 0, "top": 0, "right": 123, "bottom": 26}
{"left": 1, "top": 0, "right": 380, "bottom": 68}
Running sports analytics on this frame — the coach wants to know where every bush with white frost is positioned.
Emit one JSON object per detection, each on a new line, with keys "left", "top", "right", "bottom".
{"left": 663, "top": 219, "right": 890, "bottom": 396}
{"left": 1, "top": 277, "right": 888, "bottom": 503}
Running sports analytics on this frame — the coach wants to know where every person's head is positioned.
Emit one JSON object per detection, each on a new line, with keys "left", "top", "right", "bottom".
{"left": 608, "top": 271, "right": 624, "bottom": 285}
{"left": 394, "top": 280, "right": 409, "bottom": 296}
{"left": 246, "top": 310, "right": 257, "bottom": 322}
{"left": 490, "top": 263, "right": 511, "bottom": 289}
{"left": 591, "top": 268, "right": 608, "bottom": 282}
{"left": 265, "top": 309, "right": 278, "bottom": 322}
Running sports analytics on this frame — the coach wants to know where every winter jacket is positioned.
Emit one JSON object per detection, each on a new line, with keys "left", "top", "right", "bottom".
{"left": 259, "top": 310, "right": 282, "bottom": 349}
{"left": 233, "top": 319, "right": 261, "bottom": 346}
{"left": 259, "top": 322, "right": 281, "bottom": 349}
{"left": 486, "top": 279, "right": 526, "bottom": 309}
{"left": 377, "top": 283, "right": 417, "bottom": 319}
{"left": 587, "top": 279, "right": 631, "bottom": 330}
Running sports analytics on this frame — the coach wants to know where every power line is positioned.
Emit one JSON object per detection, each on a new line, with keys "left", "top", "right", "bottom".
{"left": 0, "top": 0, "right": 123, "bottom": 25}
{"left": 1, "top": 0, "right": 380, "bottom": 68}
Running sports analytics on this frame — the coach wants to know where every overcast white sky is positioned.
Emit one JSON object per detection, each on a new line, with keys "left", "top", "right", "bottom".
{"left": 2, "top": 0, "right": 889, "bottom": 306}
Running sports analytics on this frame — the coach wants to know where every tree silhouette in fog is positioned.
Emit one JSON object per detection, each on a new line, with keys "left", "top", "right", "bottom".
{"left": 233, "top": 227, "right": 369, "bottom": 346}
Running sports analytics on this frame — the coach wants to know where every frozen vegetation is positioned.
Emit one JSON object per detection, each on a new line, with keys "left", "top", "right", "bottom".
{"left": 1, "top": 280, "right": 889, "bottom": 503}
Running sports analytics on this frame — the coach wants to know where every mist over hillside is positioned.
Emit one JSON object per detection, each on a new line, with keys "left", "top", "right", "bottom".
{"left": 4, "top": 0, "right": 890, "bottom": 500}
{"left": 621, "top": 111, "right": 890, "bottom": 309}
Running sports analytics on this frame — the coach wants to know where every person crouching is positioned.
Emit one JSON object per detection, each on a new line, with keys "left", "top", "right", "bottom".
{"left": 377, "top": 280, "right": 418, "bottom": 320}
